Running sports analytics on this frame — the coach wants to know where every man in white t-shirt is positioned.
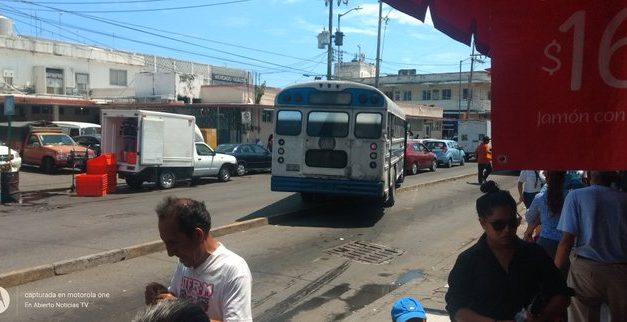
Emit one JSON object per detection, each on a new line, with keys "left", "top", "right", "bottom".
{"left": 144, "top": 197, "right": 252, "bottom": 322}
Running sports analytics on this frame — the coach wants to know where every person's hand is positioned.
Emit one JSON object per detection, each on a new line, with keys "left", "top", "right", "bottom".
{"left": 144, "top": 282, "right": 170, "bottom": 305}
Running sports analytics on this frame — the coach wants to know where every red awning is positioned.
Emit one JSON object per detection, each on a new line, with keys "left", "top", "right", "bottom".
{"left": 383, "top": 0, "right": 627, "bottom": 170}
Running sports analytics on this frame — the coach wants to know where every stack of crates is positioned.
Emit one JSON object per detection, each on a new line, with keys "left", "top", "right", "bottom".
{"left": 85, "top": 153, "right": 117, "bottom": 194}
{"left": 76, "top": 174, "right": 108, "bottom": 197}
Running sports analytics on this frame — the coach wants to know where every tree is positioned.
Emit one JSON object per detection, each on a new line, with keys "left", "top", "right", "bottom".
{"left": 254, "top": 81, "right": 266, "bottom": 104}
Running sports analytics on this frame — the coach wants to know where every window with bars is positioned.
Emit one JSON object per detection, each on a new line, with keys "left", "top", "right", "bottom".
{"left": 422, "top": 90, "right": 431, "bottom": 100}
{"left": 46, "top": 68, "right": 64, "bottom": 94}
{"left": 403, "top": 91, "right": 412, "bottom": 101}
{"left": 76, "top": 73, "right": 89, "bottom": 95}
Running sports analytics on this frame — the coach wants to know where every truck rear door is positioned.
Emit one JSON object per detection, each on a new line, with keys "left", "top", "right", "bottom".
{"left": 140, "top": 118, "right": 164, "bottom": 165}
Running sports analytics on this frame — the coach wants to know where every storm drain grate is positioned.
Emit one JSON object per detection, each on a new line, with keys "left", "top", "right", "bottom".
{"left": 326, "top": 240, "right": 404, "bottom": 264}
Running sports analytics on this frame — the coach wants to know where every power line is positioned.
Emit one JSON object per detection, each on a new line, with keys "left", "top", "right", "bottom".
{"left": 5, "top": 0, "right": 195, "bottom": 4}
{"left": 5, "top": 0, "right": 252, "bottom": 13}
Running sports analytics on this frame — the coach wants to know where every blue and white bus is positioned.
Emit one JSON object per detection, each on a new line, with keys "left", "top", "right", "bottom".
{"left": 270, "top": 81, "right": 406, "bottom": 207}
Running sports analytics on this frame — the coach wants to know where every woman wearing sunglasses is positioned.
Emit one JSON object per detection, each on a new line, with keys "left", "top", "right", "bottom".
{"left": 445, "top": 181, "right": 571, "bottom": 322}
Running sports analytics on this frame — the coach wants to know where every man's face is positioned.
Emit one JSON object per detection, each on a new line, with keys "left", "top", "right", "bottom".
{"left": 158, "top": 215, "right": 201, "bottom": 268}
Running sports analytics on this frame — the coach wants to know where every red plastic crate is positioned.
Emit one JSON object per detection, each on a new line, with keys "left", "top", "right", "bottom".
{"left": 76, "top": 174, "right": 108, "bottom": 197}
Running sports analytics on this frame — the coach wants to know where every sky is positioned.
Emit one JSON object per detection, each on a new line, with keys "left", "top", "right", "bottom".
{"left": 0, "top": 0, "right": 491, "bottom": 88}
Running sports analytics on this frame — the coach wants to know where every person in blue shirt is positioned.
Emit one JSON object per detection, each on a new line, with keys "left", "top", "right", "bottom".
{"left": 555, "top": 171, "right": 627, "bottom": 322}
{"left": 524, "top": 171, "right": 567, "bottom": 263}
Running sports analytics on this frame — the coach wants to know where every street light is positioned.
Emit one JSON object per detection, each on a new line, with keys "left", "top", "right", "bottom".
{"left": 336, "top": 6, "right": 361, "bottom": 80}
{"left": 324, "top": 0, "right": 350, "bottom": 80}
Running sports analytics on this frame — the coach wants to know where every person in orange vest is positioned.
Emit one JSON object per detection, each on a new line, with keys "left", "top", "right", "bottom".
{"left": 475, "top": 136, "right": 492, "bottom": 184}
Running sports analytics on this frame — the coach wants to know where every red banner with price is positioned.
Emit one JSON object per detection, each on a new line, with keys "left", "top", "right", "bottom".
{"left": 384, "top": 0, "right": 627, "bottom": 170}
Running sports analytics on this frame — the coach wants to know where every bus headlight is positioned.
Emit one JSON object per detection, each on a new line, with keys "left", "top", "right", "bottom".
{"left": 370, "top": 152, "right": 377, "bottom": 159}
{"left": 278, "top": 157, "right": 285, "bottom": 164}
{"left": 278, "top": 148, "right": 285, "bottom": 155}
{"left": 369, "top": 162, "right": 377, "bottom": 169}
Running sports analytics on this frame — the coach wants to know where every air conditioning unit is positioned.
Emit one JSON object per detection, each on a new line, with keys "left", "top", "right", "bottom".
{"left": 3, "top": 70, "right": 14, "bottom": 78}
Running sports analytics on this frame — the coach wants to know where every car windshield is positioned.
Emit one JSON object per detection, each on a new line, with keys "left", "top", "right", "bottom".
{"left": 82, "top": 127, "right": 101, "bottom": 136}
{"left": 40, "top": 134, "right": 75, "bottom": 146}
{"left": 215, "top": 144, "right": 237, "bottom": 153}
{"left": 424, "top": 141, "right": 446, "bottom": 150}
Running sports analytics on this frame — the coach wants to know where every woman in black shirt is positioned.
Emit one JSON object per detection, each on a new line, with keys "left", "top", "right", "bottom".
{"left": 445, "top": 181, "right": 571, "bottom": 322}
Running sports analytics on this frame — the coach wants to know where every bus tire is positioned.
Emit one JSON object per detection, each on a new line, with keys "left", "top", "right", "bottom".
{"left": 300, "top": 192, "right": 316, "bottom": 203}
{"left": 383, "top": 173, "right": 396, "bottom": 207}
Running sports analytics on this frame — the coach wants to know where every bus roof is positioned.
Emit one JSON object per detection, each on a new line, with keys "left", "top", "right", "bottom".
{"left": 276, "top": 80, "right": 405, "bottom": 119}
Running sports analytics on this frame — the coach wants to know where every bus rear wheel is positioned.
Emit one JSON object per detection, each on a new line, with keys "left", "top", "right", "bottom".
{"left": 383, "top": 172, "right": 396, "bottom": 207}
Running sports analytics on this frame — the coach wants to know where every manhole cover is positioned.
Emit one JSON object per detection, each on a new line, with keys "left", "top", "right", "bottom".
{"left": 326, "top": 240, "right": 404, "bottom": 264}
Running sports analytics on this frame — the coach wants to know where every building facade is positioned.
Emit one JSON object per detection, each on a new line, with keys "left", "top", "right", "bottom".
{"left": 348, "top": 67, "right": 492, "bottom": 139}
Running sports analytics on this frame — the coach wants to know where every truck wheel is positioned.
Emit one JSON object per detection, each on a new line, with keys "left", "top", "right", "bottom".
{"left": 125, "top": 176, "right": 143, "bottom": 190}
{"left": 236, "top": 162, "right": 246, "bottom": 176}
{"left": 41, "top": 157, "right": 56, "bottom": 174}
{"left": 157, "top": 170, "right": 176, "bottom": 189}
{"left": 217, "top": 166, "right": 231, "bottom": 182}
{"left": 460, "top": 157, "right": 465, "bottom": 166}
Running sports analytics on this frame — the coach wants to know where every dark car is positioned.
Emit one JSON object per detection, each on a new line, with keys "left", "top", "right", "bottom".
{"left": 73, "top": 135, "right": 101, "bottom": 156}
{"left": 215, "top": 143, "right": 271, "bottom": 176}
{"left": 404, "top": 140, "right": 437, "bottom": 175}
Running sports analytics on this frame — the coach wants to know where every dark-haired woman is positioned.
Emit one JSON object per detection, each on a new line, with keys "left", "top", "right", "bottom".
{"left": 524, "top": 171, "right": 567, "bottom": 263}
{"left": 445, "top": 181, "right": 571, "bottom": 322}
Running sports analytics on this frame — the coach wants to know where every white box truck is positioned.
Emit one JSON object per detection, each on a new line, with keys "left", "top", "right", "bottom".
{"left": 457, "top": 119, "right": 491, "bottom": 161}
{"left": 100, "top": 109, "right": 238, "bottom": 189}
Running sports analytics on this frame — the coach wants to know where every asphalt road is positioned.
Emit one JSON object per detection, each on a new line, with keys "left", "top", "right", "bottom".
{"left": 0, "top": 163, "right": 476, "bottom": 274}
{"left": 2, "top": 170, "right": 518, "bottom": 322}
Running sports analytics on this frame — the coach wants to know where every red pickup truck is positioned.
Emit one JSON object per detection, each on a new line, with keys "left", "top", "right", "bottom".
{"left": 0, "top": 122, "right": 94, "bottom": 173}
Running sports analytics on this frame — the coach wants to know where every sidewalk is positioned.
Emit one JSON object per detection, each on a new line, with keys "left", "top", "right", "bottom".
{"left": 345, "top": 202, "right": 528, "bottom": 322}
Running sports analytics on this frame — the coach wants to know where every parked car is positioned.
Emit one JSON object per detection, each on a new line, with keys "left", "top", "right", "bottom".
{"left": 215, "top": 143, "right": 272, "bottom": 176}
{"left": 423, "top": 139, "right": 466, "bottom": 168}
{"left": 0, "top": 145, "right": 22, "bottom": 173}
{"left": 404, "top": 140, "right": 437, "bottom": 175}
{"left": 73, "top": 135, "right": 101, "bottom": 156}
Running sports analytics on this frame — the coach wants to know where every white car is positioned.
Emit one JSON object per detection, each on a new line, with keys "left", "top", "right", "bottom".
{"left": 0, "top": 145, "right": 21, "bottom": 172}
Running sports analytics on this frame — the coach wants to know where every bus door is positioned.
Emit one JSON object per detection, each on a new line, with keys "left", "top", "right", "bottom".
{"left": 301, "top": 110, "right": 351, "bottom": 177}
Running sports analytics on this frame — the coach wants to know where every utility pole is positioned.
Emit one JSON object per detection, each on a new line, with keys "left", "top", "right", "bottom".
{"left": 326, "top": 3, "right": 334, "bottom": 80}
{"left": 374, "top": 1, "right": 383, "bottom": 88}
{"left": 465, "top": 42, "right": 485, "bottom": 120}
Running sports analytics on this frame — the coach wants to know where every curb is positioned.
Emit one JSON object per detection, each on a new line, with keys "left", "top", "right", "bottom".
{"left": 0, "top": 172, "right": 476, "bottom": 288}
